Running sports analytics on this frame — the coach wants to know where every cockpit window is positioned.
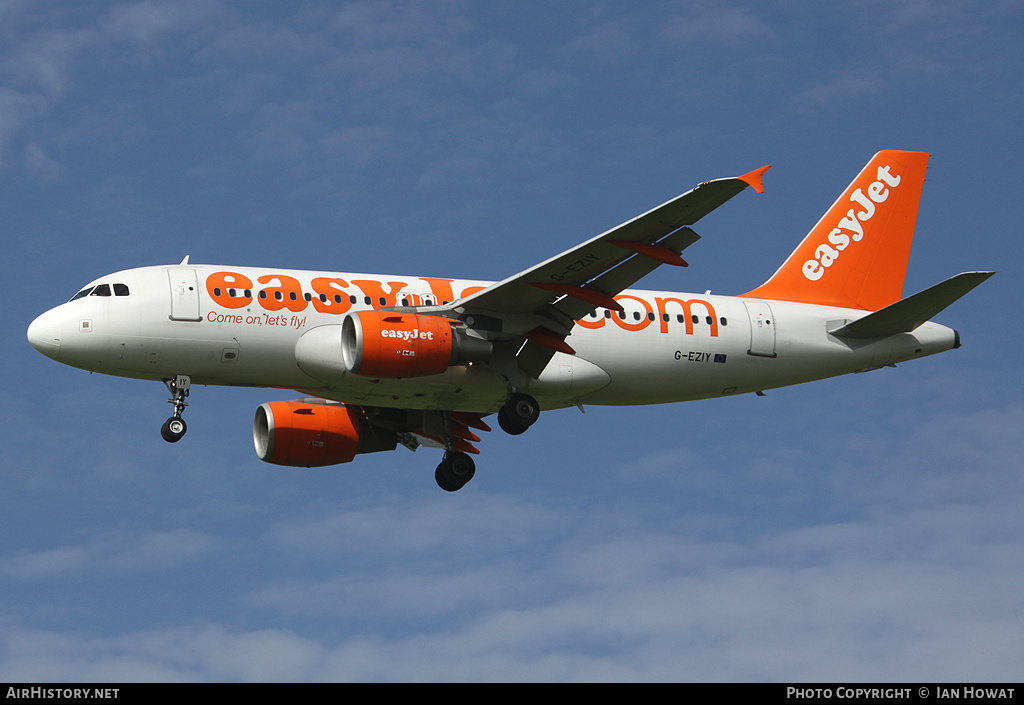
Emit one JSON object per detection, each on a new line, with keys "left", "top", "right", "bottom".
{"left": 70, "top": 282, "right": 129, "bottom": 301}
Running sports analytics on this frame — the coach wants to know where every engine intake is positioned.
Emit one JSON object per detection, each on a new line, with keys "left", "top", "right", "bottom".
{"left": 341, "top": 311, "right": 491, "bottom": 378}
{"left": 254, "top": 401, "right": 396, "bottom": 467}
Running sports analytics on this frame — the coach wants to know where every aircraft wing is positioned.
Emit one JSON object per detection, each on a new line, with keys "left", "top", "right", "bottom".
{"left": 449, "top": 165, "right": 769, "bottom": 376}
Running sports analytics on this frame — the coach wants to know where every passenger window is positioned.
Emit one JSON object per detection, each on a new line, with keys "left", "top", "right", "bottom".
{"left": 90, "top": 284, "right": 111, "bottom": 297}
{"left": 113, "top": 283, "right": 129, "bottom": 296}
{"left": 720, "top": 317, "right": 727, "bottom": 326}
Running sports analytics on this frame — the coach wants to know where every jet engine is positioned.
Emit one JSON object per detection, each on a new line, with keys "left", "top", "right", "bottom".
{"left": 341, "top": 311, "right": 491, "bottom": 378}
{"left": 253, "top": 401, "right": 397, "bottom": 467}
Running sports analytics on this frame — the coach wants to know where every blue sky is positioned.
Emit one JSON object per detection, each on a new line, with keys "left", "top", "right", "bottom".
{"left": 2, "top": 1, "right": 1022, "bottom": 682}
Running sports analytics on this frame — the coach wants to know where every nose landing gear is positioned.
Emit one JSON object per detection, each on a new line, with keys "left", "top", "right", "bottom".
{"left": 160, "top": 375, "right": 191, "bottom": 443}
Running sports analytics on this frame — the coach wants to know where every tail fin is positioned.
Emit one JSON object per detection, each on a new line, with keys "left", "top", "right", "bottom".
{"left": 741, "top": 150, "right": 930, "bottom": 311}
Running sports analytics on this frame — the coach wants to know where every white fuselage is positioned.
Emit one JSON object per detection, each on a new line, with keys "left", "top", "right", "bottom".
{"left": 27, "top": 264, "right": 959, "bottom": 414}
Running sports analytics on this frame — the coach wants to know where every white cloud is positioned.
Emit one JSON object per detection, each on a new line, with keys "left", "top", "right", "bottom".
{"left": 100, "top": 0, "right": 217, "bottom": 49}
{"left": 0, "top": 87, "right": 46, "bottom": 165}
{"left": 24, "top": 141, "right": 62, "bottom": 180}
{"left": 0, "top": 1, "right": 215, "bottom": 170}
{"left": 1, "top": 529, "right": 224, "bottom": 580}
{"left": 659, "top": 5, "right": 775, "bottom": 48}
{"left": 1, "top": 548, "right": 92, "bottom": 580}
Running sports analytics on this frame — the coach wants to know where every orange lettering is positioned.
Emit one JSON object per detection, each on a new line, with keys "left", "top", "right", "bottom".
{"left": 310, "top": 277, "right": 353, "bottom": 314}
{"left": 610, "top": 294, "right": 653, "bottom": 332}
{"left": 257, "top": 274, "right": 307, "bottom": 313}
{"left": 420, "top": 278, "right": 456, "bottom": 305}
{"left": 459, "top": 285, "right": 486, "bottom": 298}
{"left": 206, "top": 271, "right": 253, "bottom": 310}
{"left": 655, "top": 297, "right": 718, "bottom": 336}
{"left": 575, "top": 312, "right": 606, "bottom": 330}
{"left": 352, "top": 280, "right": 408, "bottom": 309}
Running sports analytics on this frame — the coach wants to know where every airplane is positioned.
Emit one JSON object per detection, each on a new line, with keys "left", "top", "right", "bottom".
{"left": 27, "top": 150, "right": 993, "bottom": 491}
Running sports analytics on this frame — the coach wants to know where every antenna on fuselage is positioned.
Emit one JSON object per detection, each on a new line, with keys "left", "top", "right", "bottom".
{"left": 179, "top": 255, "right": 190, "bottom": 265}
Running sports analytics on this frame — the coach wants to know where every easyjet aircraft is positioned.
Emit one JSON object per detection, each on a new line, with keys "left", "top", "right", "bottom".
{"left": 27, "top": 150, "right": 992, "bottom": 491}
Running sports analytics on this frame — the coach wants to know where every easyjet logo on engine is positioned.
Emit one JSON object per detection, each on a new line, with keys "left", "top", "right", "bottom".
{"left": 380, "top": 328, "right": 435, "bottom": 341}
{"left": 802, "top": 165, "right": 902, "bottom": 281}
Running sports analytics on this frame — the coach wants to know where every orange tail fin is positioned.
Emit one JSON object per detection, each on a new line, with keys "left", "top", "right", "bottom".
{"left": 741, "top": 150, "right": 929, "bottom": 311}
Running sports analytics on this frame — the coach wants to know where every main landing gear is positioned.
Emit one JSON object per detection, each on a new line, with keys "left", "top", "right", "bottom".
{"left": 435, "top": 451, "right": 476, "bottom": 492}
{"left": 434, "top": 393, "right": 540, "bottom": 492}
{"left": 160, "top": 375, "right": 191, "bottom": 443}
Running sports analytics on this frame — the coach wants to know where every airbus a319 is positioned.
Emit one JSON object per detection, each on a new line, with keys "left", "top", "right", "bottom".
{"left": 27, "top": 150, "right": 992, "bottom": 491}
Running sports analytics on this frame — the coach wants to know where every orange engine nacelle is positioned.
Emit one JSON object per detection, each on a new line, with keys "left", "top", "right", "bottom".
{"left": 341, "top": 311, "right": 491, "bottom": 378}
{"left": 253, "top": 401, "right": 396, "bottom": 467}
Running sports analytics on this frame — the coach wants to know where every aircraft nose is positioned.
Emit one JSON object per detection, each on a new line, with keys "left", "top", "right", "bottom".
{"left": 27, "top": 309, "right": 62, "bottom": 360}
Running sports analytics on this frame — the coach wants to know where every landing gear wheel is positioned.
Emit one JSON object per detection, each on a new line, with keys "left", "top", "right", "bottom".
{"left": 498, "top": 392, "right": 540, "bottom": 435}
{"left": 161, "top": 375, "right": 191, "bottom": 444}
{"left": 161, "top": 416, "right": 187, "bottom": 443}
{"left": 435, "top": 451, "right": 476, "bottom": 492}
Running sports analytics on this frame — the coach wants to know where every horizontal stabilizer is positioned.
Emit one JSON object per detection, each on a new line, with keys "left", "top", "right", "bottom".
{"left": 831, "top": 271, "right": 994, "bottom": 339}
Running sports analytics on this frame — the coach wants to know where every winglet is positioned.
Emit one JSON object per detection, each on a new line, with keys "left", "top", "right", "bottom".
{"left": 738, "top": 165, "right": 771, "bottom": 194}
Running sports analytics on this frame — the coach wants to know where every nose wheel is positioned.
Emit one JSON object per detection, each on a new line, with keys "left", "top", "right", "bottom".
{"left": 161, "top": 375, "right": 191, "bottom": 443}
{"left": 161, "top": 416, "right": 187, "bottom": 443}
